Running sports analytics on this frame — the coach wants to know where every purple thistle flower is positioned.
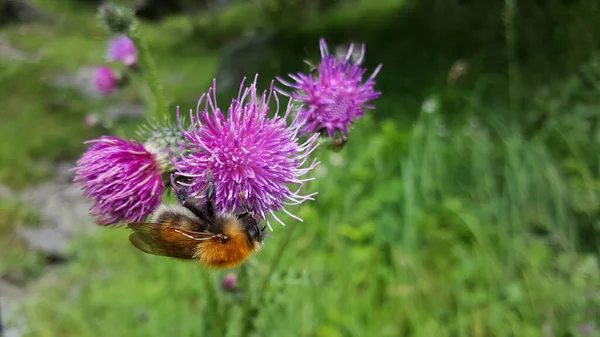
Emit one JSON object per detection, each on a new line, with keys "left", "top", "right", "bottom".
{"left": 222, "top": 272, "right": 238, "bottom": 291}
{"left": 173, "top": 76, "right": 320, "bottom": 229}
{"left": 93, "top": 66, "right": 116, "bottom": 94}
{"left": 106, "top": 35, "right": 137, "bottom": 67}
{"left": 73, "top": 136, "right": 165, "bottom": 226}
{"left": 277, "top": 38, "right": 382, "bottom": 136}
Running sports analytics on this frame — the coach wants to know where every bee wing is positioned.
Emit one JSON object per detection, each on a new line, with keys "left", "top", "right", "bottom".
{"left": 128, "top": 222, "right": 218, "bottom": 259}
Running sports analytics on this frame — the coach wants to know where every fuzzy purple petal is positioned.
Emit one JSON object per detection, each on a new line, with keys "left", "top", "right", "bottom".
{"left": 73, "top": 136, "right": 163, "bottom": 225}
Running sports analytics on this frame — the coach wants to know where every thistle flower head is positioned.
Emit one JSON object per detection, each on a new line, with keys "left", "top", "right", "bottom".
{"left": 277, "top": 38, "right": 382, "bottom": 136}
{"left": 93, "top": 66, "right": 116, "bottom": 95}
{"left": 73, "top": 136, "right": 165, "bottom": 225}
{"left": 173, "top": 76, "right": 319, "bottom": 229}
{"left": 107, "top": 35, "right": 137, "bottom": 67}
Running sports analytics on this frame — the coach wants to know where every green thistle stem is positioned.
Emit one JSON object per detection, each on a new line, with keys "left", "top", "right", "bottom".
{"left": 128, "top": 24, "right": 168, "bottom": 122}
{"left": 240, "top": 224, "right": 298, "bottom": 337}
{"left": 200, "top": 269, "right": 227, "bottom": 337}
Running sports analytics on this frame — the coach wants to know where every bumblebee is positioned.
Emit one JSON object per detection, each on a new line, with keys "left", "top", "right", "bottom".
{"left": 128, "top": 173, "right": 266, "bottom": 269}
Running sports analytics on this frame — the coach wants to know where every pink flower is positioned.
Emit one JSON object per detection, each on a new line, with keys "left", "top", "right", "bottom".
{"left": 277, "top": 38, "right": 382, "bottom": 136}
{"left": 93, "top": 66, "right": 116, "bottom": 94}
{"left": 73, "top": 136, "right": 164, "bottom": 225}
{"left": 106, "top": 35, "right": 137, "bottom": 67}
{"left": 222, "top": 273, "right": 238, "bottom": 291}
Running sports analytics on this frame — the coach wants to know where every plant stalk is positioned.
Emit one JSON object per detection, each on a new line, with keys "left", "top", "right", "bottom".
{"left": 240, "top": 224, "right": 298, "bottom": 337}
{"left": 128, "top": 23, "right": 168, "bottom": 122}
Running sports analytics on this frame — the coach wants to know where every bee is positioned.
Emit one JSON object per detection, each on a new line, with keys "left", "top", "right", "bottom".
{"left": 327, "top": 134, "right": 348, "bottom": 152}
{"left": 127, "top": 173, "right": 266, "bottom": 269}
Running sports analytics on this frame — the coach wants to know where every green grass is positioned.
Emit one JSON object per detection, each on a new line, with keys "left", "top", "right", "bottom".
{"left": 1, "top": 0, "right": 599, "bottom": 336}
{"left": 18, "top": 117, "right": 600, "bottom": 336}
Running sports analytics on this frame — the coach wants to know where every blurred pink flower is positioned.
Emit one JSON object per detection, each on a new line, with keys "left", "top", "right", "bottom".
{"left": 107, "top": 35, "right": 137, "bottom": 67}
{"left": 222, "top": 273, "right": 238, "bottom": 291}
{"left": 93, "top": 66, "right": 116, "bottom": 94}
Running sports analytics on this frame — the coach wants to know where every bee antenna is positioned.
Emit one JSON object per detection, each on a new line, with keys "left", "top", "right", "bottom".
{"left": 261, "top": 225, "right": 267, "bottom": 232}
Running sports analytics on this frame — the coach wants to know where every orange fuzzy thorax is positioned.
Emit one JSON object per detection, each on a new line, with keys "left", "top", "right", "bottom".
{"left": 193, "top": 217, "right": 262, "bottom": 269}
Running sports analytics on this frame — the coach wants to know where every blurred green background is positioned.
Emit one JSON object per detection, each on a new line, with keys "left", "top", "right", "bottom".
{"left": 0, "top": 0, "right": 599, "bottom": 336}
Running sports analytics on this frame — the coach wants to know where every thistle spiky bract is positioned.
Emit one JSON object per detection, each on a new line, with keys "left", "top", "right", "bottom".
{"left": 136, "top": 120, "right": 186, "bottom": 157}
{"left": 97, "top": 3, "right": 135, "bottom": 34}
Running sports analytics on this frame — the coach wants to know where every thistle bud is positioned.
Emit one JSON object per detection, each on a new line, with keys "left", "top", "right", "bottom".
{"left": 98, "top": 3, "right": 135, "bottom": 34}
{"left": 137, "top": 121, "right": 186, "bottom": 160}
{"left": 222, "top": 273, "right": 238, "bottom": 292}
{"left": 93, "top": 66, "right": 117, "bottom": 95}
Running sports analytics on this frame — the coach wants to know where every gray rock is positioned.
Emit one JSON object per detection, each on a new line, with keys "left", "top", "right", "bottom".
{"left": 20, "top": 182, "right": 95, "bottom": 235}
{"left": 0, "top": 183, "right": 12, "bottom": 199}
{"left": 0, "top": 280, "right": 26, "bottom": 311}
{"left": 49, "top": 66, "right": 100, "bottom": 99}
{"left": 0, "top": 279, "right": 28, "bottom": 337}
{"left": 86, "top": 101, "right": 146, "bottom": 129}
{"left": 31, "top": 160, "right": 76, "bottom": 183}
{"left": 0, "top": 36, "right": 41, "bottom": 61}
{"left": 104, "top": 101, "right": 145, "bottom": 121}
{"left": 18, "top": 180, "right": 95, "bottom": 258}
{"left": 53, "top": 161, "right": 76, "bottom": 183}
{"left": 16, "top": 226, "right": 71, "bottom": 257}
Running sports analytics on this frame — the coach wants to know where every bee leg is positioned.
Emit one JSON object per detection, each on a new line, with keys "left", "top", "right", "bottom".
{"left": 174, "top": 187, "right": 208, "bottom": 220}
{"left": 204, "top": 170, "right": 215, "bottom": 218}
{"left": 177, "top": 170, "right": 216, "bottom": 223}
{"left": 174, "top": 185, "right": 190, "bottom": 206}
{"left": 236, "top": 192, "right": 252, "bottom": 219}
